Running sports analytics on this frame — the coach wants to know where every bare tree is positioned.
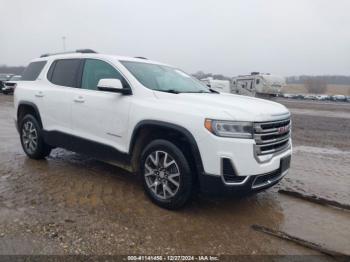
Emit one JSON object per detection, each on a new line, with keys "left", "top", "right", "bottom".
{"left": 304, "top": 79, "right": 327, "bottom": 94}
{"left": 287, "top": 75, "right": 350, "bottom": 85}
{"left": 0, "top": 65, "right": 25, "bottom": 75}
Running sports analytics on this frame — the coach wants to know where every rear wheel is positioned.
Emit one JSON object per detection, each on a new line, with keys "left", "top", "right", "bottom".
{"left": 20, "top": 114, "right": 51, "bottom": 159}
{"left": 140, "top": 139, "right": 193, "bottom": 209}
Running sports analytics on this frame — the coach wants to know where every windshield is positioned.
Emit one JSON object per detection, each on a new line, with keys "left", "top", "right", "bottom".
{"left": 10, "top": 76, "right": 21, "bottom": 81}
{"left": 121, "top": 61, "right": 210, "bottom": 93}
{"left": 0, "top": 75, "right": 11, "bottom": 81}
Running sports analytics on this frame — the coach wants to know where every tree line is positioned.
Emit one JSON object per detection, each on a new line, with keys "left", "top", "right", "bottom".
{"left": 191, "top": 71, "right": 232, "bottom": 81}
{"left": 286, "top": 75, "right": 350, "bottom": 85}
{"left": 0, "top": 65, "right": 26, "bottom": 75}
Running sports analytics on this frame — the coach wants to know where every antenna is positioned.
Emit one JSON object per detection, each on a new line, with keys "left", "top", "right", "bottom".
{"left": 62, "top": 36, "right": 66, "bottom": 51}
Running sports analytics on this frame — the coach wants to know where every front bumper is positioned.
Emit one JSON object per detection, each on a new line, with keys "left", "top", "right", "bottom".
{"left": 199, "top": 154, "right": 291, "bottom": 195}
{"left": 199, "top": 135, "right": 292, "bottom": 176}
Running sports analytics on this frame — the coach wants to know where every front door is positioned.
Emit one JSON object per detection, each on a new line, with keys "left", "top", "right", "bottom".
{"left": 71, "top": 58, "right": 132, "bottom": 153}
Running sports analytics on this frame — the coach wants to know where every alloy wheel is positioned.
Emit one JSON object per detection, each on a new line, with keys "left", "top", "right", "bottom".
{"left": 144, "top": 150, "right": 181, "bottom": 200}
{"left": 22, "top": 121, "right": 38, "bottom": 154}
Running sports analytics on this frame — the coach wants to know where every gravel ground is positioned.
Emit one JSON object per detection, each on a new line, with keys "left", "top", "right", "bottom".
{"left": 0, "top": 95, "right": 349, "bottom": 257}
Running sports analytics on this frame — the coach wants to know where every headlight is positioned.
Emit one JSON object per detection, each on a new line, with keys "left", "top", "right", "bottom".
{"left": 204, "top": 119, "right": 253, "bottom": 138}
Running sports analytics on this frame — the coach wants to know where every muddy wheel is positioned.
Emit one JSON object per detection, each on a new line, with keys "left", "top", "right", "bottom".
{"left": 20, "top": 114, "right": 51, "bottom": 159}
{"left": 140, "top": 139, "right": 193, "bottom": 210}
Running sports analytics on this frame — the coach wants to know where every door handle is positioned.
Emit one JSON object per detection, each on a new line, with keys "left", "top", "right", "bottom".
{"left": 74, "top": 96, "right": 85, "bottom": 103}
{"left": 35, "top": 91, "right": 44, "bottom": 98}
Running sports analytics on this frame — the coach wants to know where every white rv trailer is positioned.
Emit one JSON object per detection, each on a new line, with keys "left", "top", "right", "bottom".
{"left": 232, "top": 72, "right": 285, "bottom": 98}
{"left": 200, "top": 77, "right": 231, "bottom": 93}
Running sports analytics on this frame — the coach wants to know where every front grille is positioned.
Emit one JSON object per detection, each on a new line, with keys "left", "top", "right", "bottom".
{"left": 254, "top": 118, "right": 291, "bottom": 156}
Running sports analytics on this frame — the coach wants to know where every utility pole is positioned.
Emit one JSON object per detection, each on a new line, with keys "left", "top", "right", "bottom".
{"left": 62, "top": 36, "right": 66, "bottom": 51}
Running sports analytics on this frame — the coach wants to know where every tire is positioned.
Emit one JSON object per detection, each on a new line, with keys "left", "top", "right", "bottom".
{"left": 140, "top": 139, "right": 193, "bottom": 209}
{"left": 19, "top": 114, "right": 51, "bottom": 159}
{"left": 3, "top": 90, "right": 8, "bottom": 95}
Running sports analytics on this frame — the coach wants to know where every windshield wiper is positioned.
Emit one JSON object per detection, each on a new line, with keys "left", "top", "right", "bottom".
{"left": 159, "top": 89, "right": 180, "bottom": 94}
{"left": 182, "top": 90, "right": 211, "bottom": 94}
{"left": 209, "top": 88, "right": 219, "bottom": 93}
{"left": 159, "top": 89, "right": 216, "bottom": 94}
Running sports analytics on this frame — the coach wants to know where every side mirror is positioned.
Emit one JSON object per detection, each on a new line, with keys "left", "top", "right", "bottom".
{"left": 97, "top": 79, "right": 132, "bottom": 95}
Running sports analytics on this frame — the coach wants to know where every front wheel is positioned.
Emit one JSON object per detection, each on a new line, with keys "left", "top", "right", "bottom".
{"left": 140, "top": 139, "right": 193, "bottom": 209}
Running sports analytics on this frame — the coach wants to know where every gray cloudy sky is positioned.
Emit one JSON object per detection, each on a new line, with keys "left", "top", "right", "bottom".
{"left": 1, "top": 0, "right": 349, "bottom": 76}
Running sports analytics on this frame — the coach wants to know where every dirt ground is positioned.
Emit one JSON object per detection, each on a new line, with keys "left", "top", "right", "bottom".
{"left": 0, "top": 95, "right": 349, "bottom": 257}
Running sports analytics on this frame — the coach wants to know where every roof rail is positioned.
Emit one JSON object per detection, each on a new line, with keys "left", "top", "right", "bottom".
{"left": 134, "top": 56, "right": 148, "bottom": 60}
{"left": 40, "top": 49, "right": 97, "bottom": 58}
{"left": 76, "top": 49, "right": 97, "bottom": 54}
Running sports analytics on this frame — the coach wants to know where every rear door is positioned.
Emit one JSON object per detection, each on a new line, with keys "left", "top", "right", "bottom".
{"left": 71, "top": 58, "right": 132, "bottom": 152}
{"left": 41, "top": 59, "right": 83, "bottom": 134}
{"left": 19, "top": 60, "right": 48, "bottom": 111}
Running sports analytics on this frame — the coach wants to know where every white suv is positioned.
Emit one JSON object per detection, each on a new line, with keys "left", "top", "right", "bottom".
{"left": 14, "top": 50, "right": 292, "bottom": 209}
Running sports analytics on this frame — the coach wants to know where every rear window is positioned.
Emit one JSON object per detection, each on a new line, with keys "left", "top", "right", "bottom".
{"left": 48, "top": 59, "right": 82, "bottom": 87}
{"left": 21, "top": 61, "right": 47, "bottom": 81}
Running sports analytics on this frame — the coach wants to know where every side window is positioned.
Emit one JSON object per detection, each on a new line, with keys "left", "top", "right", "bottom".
{"left": 21, "top": 61, "right": 47, "bottom": 81}
{"left": 81, "top": 59, "right": 127, "bottom": 90}
{"left": 256, "top": 79, "right": 260, "bottom": 85}
{"left": 49, "top": 59, "right": 82, "bottom": 87}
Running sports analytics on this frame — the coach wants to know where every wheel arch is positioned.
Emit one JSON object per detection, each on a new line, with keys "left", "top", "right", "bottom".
{"left": 17, "top": 101, "right": 43, "bottom": 128}
{"left": 129, "top": 120, "right": 204, "bottom": 176}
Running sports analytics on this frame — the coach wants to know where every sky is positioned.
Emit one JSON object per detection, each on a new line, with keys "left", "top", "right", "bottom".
{"left": 0, "top": 0, "right": 349, "bottom": 76}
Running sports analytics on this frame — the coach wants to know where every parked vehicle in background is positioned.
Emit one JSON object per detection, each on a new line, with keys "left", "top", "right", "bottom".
{"left": 304, "top": 94, "right": 317, "bottom": 100}
{"left": 281, "top": 93, "right": 349, "bottom": 102}
{"left": 0, "top": 74, "right": 14, "bottom": 93}
{"left": 232, "top": 72, "right": 285, "bottom": 98}
{"left": 14, "top": 50, "right": 292, "bottom": 209}
{"left": 200, "top": 77, "right": 231, "bottom": 93}
{"left": 282, "top": 93, "right": 295, "bottom": 99}
{"left": 283, "top": 94, "right": 304, "bottom": 99}
{"left": 2, "top": 75, "right": 21, "bottom": 95}
{"left": 294, "top": 94, "right": 305, "bottom": 100}
{"left": 332, "top": 95, "right": 346, "bottom": 102}
{"left": 10, "top": 75, "right": 21, "bottom": 81}
{"left": 315, "top": 95, "right": 330, "bottom": 101}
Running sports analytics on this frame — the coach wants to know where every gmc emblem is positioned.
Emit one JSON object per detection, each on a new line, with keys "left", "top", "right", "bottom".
{"left": 278, "top": 125, "right": 289, "bottom": 134}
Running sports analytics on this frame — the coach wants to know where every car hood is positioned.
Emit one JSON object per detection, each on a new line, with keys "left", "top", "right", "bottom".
{"left": 154, "top": 92, "right": 290, "bottom": 122}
